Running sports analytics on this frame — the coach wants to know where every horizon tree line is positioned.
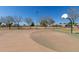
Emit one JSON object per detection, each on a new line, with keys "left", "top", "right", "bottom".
{"left": 0, "top": 16, "right": 55, "bottom": 30}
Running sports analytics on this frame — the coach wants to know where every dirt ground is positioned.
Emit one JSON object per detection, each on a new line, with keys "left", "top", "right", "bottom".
{"left": 0, "top": 30, "right": 53, "bottom": 52}
{"left": 0, "top": 29, "right": 79, "bottom": 51}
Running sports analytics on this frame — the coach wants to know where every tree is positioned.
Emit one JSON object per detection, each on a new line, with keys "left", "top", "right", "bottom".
{"left": 0, "top": 16, "right": 6, "bottom": 28}
{"left": 40, "top": 17, "right": 48, "bottom": 27}
{"left": 25, "top": 17, "right": 34, "bottom": 29}
{"left": 5, "top": 16, "right": 15, "bottom": 29}
{"left": 67, "top": 22, "right": 77, "bottom": 26}
{"left": 40, "top": 16, "right": 55, "bottom": 27}
{"left": 14, "top": 16, "right": 22, "bottom": 29}
{"left": 30, "top": 22, "right": 35, "bottom": 26}
{"left": 47, "top": 17, "right": 55, "bottom": 26}
{"left": 61, "top": 8, "right": 79, "bottom": 33}
{"left": 0, "top": 22, "right": 2, "bottom": 29}
{"left": 0, "top": 17, "right": 3, "bottom": 29}
{"left": 59, "top": 23, "right": 62, "bottom": 25}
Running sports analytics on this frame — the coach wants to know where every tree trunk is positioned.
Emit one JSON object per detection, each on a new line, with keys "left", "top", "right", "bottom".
{"left": 71, "top": 21, "right": 73, "bottom": 34}
{"left": 9, "top": 25, "right": 11, "bottom": 30}
{"left": 18, "top": 25, "right": 19, "bottom": 29}
{"left": 17, "top": 23, "right": 20, "bottom": 30}
{"left": 9, "top": 26, "right": 11, "bottom": 30}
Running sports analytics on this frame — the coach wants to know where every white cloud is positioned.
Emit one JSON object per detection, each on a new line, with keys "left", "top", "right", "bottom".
{"left": 61, "top": 14, "right": 68, "bottom": 19}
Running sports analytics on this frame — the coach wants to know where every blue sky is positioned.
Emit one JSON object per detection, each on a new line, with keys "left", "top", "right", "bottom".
{"left": 0, "top": 6, "right": 79, "bottom": 24}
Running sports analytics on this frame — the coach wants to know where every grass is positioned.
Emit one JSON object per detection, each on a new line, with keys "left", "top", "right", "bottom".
{"left": 53, "top": 27, "right": 79, "bottom": 39}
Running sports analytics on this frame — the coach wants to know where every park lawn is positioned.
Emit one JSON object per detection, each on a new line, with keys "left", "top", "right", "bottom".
{"left": 54, "top": 27, "right": 79, "bottom": 40}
